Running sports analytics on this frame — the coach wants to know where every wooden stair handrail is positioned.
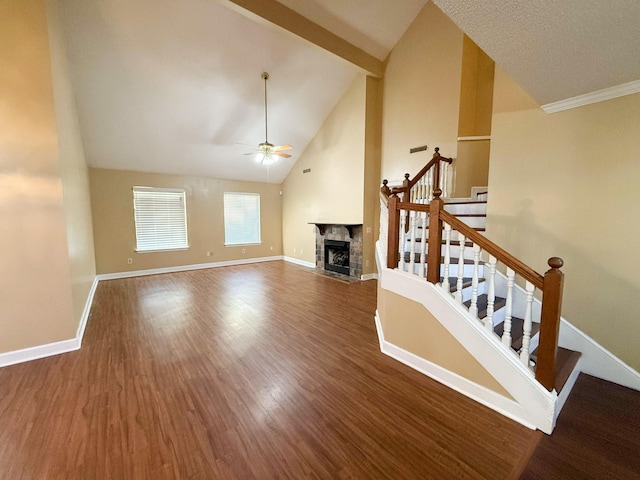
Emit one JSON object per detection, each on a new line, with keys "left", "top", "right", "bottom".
{"left": 380, "top": 147, "right": 453, "bottom": 201}
{"left": 438, "top": 209, "right": 544, "bottom": 289}
{"left": 383, "top": 193, "right": 565, "bottom": 391}
{"left": 406, "top": 147, "right": 453, "bottom": 191}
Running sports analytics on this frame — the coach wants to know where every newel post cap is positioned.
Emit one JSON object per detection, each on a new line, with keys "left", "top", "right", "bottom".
{"left": 548, "top": 257, "right": 564, "bottom": 269}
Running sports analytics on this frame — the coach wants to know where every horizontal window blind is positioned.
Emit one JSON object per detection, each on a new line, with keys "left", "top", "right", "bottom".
{"left": 223, "top": 192, "right": 261, "bottom": 246}
{"left": 133, "top": 186, "right": 188, "bottom": 252}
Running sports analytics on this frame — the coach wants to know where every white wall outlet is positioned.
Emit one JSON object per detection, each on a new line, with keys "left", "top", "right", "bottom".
{"left": 294, "top": 248, "right": 297, "bottom": 253}
{"left": 241, "top": 248, "right": 246, "bottom": 254}
{"left": 366, "top": 227, "right": 372, "bottom": 234}
{"left": 127, "top": 258, "right": 133, "bottom": 265}
{"left": 366, "top": 260, "right": 370, "bottom": 267}
{"left": 300, "top": 249, "right": 303, "bottom": 254}
{"left": 206, "top": 251, "right": 212, "bottom": 257}
{"left": 270, "top": 246, "right": 273, "bottom": 251}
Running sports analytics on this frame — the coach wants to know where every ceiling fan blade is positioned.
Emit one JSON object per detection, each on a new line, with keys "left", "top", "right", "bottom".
{"left": 274, "top": 152, "right": 292, "bottom": 158}
{"left": 236, "top": 142, "right": 260, "bottom": 150}
{"left": 273, "top": 144, "right": 292, "bottom": 151}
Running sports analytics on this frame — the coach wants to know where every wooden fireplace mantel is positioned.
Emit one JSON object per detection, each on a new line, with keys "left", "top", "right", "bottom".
{"left": 309, "top": 223, "right": 361, "bottom": 238}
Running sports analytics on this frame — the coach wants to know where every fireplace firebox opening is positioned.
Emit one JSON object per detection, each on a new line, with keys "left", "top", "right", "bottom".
{"left": 324, "top": 239, "right": 350, "bottom": 275}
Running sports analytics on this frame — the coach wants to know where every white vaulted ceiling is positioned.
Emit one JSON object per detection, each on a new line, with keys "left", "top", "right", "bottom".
{"left": 59, "top": 0, "right": 640, "bottom": 183}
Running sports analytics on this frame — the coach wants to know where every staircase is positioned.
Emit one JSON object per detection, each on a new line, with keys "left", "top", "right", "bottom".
{"left": 377, "top": 149, "right": 583, "bottom": 434}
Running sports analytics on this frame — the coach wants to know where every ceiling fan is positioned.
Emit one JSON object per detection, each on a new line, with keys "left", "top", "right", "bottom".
{"left": 238, "top": 72, "right": 292, "bottom": 166}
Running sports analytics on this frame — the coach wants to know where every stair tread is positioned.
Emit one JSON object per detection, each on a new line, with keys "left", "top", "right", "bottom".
{"left": 463, "top": 294, "right": 506, "bottom": 319}
{"left": 402, "top": 254, "right": 483, "bottom": 265}
{"left": 444, "top": 200, "right": 488, "bottom": 205}
{"left": 440, "top": 277, "right": 485, "bottom": 292}
{"left": 531, "top": 347, "right": 582, "bottom": 393}
{"left": 494, "top": 317, "right": 541, "bottom": 351}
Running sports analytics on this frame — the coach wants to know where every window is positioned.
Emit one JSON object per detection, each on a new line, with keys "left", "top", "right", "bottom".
{"left": 223, "top": 192, "right": 261, "bottom": 246}
{"left": 133, "top": 186, "right": 188, "bottom": 252}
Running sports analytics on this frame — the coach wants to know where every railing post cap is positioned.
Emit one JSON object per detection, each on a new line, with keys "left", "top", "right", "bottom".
{"left": 433, "top": 188, "right": 442, "bottom": 198}
{"left": 548, "top": 257, "right": 564, "bottom": 269}
{"left": 382, "top": 179, "right": 388, "bottom": 185}
{"left": 404, "top": 173, "right": 410, "bottom": 180}
{"left": 434, "top": 147, "right": 440, "bottom": 154}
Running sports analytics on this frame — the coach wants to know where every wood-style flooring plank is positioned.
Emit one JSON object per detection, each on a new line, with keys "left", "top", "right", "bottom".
{"left": 0, "top": 261, "right": 537, "bottom": 479}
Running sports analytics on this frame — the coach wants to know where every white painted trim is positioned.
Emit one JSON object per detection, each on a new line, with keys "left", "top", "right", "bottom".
{"left": 541, "top": 79, "right": 640, "bottom": 113}
{"left": 555, "top": 355, "right": 582, "bottom": 418}
{"left": 361, "top": 273, "right": 378, "bottom": 281}
{"left": 457, "top": 135, "right": 491, "bottom": 141}
{"left": 0, "top": 338, "right": 80, "bottom": 368}
{"left": 97, "top": 256, "right": 285, "bottom": 280}
{"left": 374, "top": 312, "right": 535, "bottom": 430}
{"left": 559, "top": 319, "right": 640, "bottom": 391}
{"left": 283, "top": 256, "right": 316, "bottom": 269}
{"left": 76, "top": 276, "right": 99, "bottom": 344}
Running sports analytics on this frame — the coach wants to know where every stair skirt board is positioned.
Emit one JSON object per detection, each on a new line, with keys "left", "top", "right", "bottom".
{"left": 374, "top": 312, "right": 536, "bottom": 430}
{"left": 377, "top": 242, "right": 559, "bottom": 434}
{"left": 559, "top": 320, "right": 640, "bottom": 391}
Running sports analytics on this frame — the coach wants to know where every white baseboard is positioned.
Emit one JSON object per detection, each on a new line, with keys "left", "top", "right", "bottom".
{"left": 283, "top": 256, "right": 316, "bottom": 268}
{"left": 373, "top": 312, "right": 535, "bottom": 430}
{"left": 0, "top": 275, "right": 101, "bottom": 368}
{"left": 98, "top": 255, "right": 285, "bottom": 280}
{"left": 361, "top": 273, "right": 378, "bottom": 281}
{"left": 559, "top": 319, "right": 640, "bottom": 391}
{"left": 0, "top": 338, "right": 80, "bottom": 368}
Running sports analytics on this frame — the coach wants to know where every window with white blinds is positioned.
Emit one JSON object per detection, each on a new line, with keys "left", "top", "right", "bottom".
{"left": 133, "top": 186, "right": 189, "bottom": 252}
{"left": 223, "top": 192, "right": 261, "bottom": 246}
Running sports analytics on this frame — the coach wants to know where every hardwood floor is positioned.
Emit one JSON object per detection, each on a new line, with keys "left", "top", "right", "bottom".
{"left": 0, "top": 261, "right": 635, "bottom": 479}
{"left": 521, "top": 374, "right": 640, "bottom": 479}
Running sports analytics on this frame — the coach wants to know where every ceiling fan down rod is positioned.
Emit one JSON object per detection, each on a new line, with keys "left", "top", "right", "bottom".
{"left": 262, "top": 72, "right": 269, "bottom": 144}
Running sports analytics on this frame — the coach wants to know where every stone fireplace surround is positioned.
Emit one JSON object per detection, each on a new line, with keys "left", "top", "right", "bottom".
{"left": 311, "top": 223, "right": 363, "bottom": 279}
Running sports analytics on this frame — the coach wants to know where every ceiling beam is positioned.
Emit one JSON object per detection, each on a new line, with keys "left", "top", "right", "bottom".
{"left": 226, "top": 0, "right": 384, "bottom": 78}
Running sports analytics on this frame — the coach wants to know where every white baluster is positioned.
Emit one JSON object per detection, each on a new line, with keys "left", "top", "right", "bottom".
{"left": 469, "top": 243, "right": 481, "bottom": 317}
{"left": 399, "top": 209, "right": 407, "bottom": 271}
{"left": 418, "top": 211, "right": 428, "bottom": 277}
{"left": 485, "top": 255, "right": 497, "bottom": 331}
{"left": 455, "top": 235, "right": 466, "bottom": 303}
{"left": 408, "top": 210, "right": 417, "bottom": 274}
{"left": 520, "top": 281, "right": 535, "bottom": 367}
{"left": 442, "top": 223, "right": 452, "bottom": 293}
{"left": 442, "top": 162, "right": 449, "bottom": 197}
{"left": 502, "top": 268, "right": 515, "bottom": 348}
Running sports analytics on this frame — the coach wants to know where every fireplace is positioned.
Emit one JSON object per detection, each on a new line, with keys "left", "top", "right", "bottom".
{"left": 324, "top": 239, "right": 350, "bottom": 275}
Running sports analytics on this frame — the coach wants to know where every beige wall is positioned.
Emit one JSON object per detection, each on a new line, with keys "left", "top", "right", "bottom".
{"left": 47, "top": 0, "right": 97, "bottom": 323}
{"left": 487, "top": 67, "right": 640, "bottom": 370}
{"left": 381, "top": 2, "right": 463, "bottom": 183}
{"left": 452, "top": 139, "right": 490, "bottom": 198}
{"left": 89, "top": 168, "right": 283, "bottom": 274}
{"left": 0, "top": 0, "right": 77, "bottom": 352}
{"left": 281, "top": 75, "right": 367, "bottom": 265}
{"left": 378, "top": 286, "right": 511, "bottom": 397}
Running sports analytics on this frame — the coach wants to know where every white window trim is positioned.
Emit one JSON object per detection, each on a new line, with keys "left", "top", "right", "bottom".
{"left": 133, "top": 186, "right": 189, "bottom": 253}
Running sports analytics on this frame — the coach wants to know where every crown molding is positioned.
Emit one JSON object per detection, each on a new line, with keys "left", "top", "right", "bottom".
{"left": 541, "top": 79, "right": 640, "bottom": 114}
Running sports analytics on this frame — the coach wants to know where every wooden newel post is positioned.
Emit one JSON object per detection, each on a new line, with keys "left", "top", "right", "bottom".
{"left": 387, "top": 195, "right": 400, "bottom": 269}
{"left": 426, "top": 189, "right": 443, "bottom": 284}
{"left": 402, "top": 173, "right": 410, "bottom": 202}
{"left": 381, "top": 179, "right": 391, "bottom": 196}
{"left": 536, "top": 257, "right": 565, "bottom": 391}
{"left": 433, "top": 147, "right": 441, "bottom": 192}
